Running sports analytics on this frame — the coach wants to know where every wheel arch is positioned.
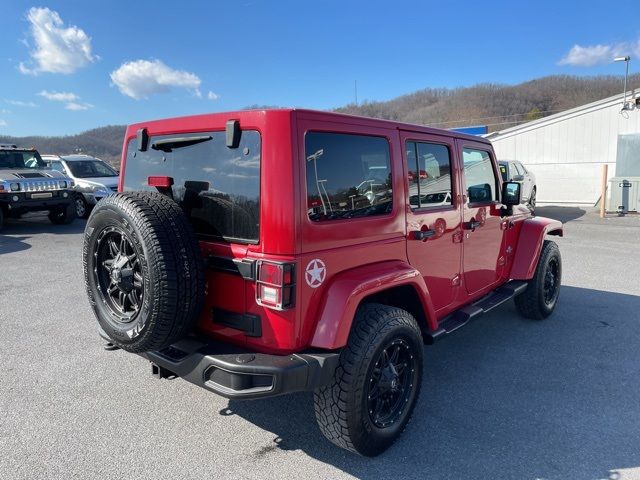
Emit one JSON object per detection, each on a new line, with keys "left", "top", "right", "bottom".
{"left": 309, "top": 260, "right": 437, "bottom": 350}
{"left": 510, "top": 216, "right": 563, "bottom": 280}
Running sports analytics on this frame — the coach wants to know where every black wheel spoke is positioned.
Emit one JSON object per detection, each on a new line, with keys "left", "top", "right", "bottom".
{"left": 108, "top": 282, "right": 118, "bottom": 295}
{"left": 95, "top": 228, "right": 144, "bottom": 322}
{"left": 366, "top": 339, "right": 418, "bottom": 429}
{"left": 108, "top": 238, "right": 119, "bottom": 257}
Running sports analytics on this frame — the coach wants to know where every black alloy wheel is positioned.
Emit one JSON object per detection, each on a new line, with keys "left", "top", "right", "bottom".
{"left": 514, "top": 240, "right": 561, "bottom": 320}
{"left": 94, "top": 226, "right": 144, "bottom": 323}
{"left": 543, "top": 257, "right": 560, "bottom": 306}
{"left": 366, "top": 338, "right": 418, "bottom": 429}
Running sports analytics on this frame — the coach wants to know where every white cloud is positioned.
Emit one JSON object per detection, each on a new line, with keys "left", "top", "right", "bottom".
{"left": 19, "top": 7, "right": 96, "bottom": 75}
{"left": 64, "top": 102, "right": 93, "bottom": 111}
{"left": 110, "top": 59, "right": 201, "bottom": 99}
{"left": 38, "top": 90, "right": 79, "bottom": 102}
{"left": 559, "top": 39, "right": 640, "bottom": 66}
{"left": 207, "top": 91, "right": 220, "bottom": 101}
{"left": 5, "top": 100, "right": 37, "bottom": 108}
{"left": 0, "top": 119, "right": 7, "bottom": 127}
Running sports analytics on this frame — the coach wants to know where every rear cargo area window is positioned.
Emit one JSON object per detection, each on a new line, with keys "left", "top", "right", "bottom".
{"left": 123, "top": 130, "right": 260, "bottom": 243}
{"left": 305, "top": 132, "right": 392, "bottom": 221}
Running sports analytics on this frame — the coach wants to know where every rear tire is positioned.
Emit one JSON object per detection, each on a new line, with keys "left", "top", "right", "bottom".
{"left": 48, "top": 202, "right": 77, "bottom": 224}
{"left": 515, "top": 240, "right": 561, "bottom": 320}
{"left": 83, "top": 192, "right": 205, "bottom": 352}
{"left": 314, "top": 303, "right": 423, "bottom": 456}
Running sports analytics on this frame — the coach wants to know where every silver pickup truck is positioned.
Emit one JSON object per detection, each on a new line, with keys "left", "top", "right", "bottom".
{"left": 0, "top": 144, "right": 76, "bottom": 230}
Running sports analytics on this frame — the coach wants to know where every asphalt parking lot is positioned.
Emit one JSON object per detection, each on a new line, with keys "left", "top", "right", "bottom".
{"left": 1, "top": 207, "right": 639, "bottom": 480}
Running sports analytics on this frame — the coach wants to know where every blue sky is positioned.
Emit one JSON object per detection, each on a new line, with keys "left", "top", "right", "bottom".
{"left": 1, "top": 0, "right": 639, "bottom": 136}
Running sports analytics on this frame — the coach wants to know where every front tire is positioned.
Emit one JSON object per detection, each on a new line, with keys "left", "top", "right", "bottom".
{"left": 515, "top": 240, "right": 561, "bottom": 319}
{"left": 48, "top": 202, "right": 77, "bottom": 224}
{"left": 314, "top": 303, "right": 423, "bottom": 456}
{"left": 75, "top": 195, "right": 90, "bottom": 219}
{"left": 528, "top": 187, "right": 537, "bottom": 211}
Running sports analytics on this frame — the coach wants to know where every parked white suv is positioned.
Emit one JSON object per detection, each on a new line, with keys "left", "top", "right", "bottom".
{"left": 42, "top": 154, "right": 119, "bottom": 218}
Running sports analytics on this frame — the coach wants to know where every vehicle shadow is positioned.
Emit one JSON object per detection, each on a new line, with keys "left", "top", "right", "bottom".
{"left": 1, "top": 216, "right": 86, "bottom": 255}
{"left": 0, "top": 233, "right": 32, "bottom": 254}
{"left": 221, "top": 286, "right": 640, "bottom": 479}
{"left": 1, "top": 215, "right": 86, "bottom": 236}
{"left": 535, "top": 206, "right": 587, "bottom": 223}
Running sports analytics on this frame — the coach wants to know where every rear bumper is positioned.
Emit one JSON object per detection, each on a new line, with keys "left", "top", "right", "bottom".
{"left": 100, "top": 331, "right": 340, "bottom": 399}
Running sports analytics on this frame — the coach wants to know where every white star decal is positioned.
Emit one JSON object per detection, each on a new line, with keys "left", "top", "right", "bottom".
{"left": 305, "top": 259, "right": 326, "bottom": 288}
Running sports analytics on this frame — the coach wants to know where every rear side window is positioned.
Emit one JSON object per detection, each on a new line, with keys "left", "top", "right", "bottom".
{"left": 305, "top": 132, "right": 392, "bottom": 221}
{"left": 123, "top": 130, "right": 261, "bottom": 243}
{"left": 406, "top": 141, "right": 453, "bottom": 209}
{"left": 462, "top": 148, "right": 498, "bottom": 203}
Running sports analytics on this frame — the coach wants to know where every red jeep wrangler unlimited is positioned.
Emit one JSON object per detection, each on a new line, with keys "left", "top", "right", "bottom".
{"left": 83, "top": 109, "right": 563, "bottom": 456}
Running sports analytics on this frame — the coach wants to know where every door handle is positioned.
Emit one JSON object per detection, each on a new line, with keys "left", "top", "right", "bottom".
{"left": 463, "top": 220, "right": 482, "bottom": 231}
{"left": 412, "top": 229, "right": 436, "bottom": 240}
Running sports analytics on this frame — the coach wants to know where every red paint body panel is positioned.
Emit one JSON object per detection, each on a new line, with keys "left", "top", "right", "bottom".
{"left": 310, "top": 260, "right": 436, "bottom": 349}
{"left": 118, "top": 108, "right": 558, "bottom": 355}
{"left": 509, "top": 217, "right": 563, "bottom": 280}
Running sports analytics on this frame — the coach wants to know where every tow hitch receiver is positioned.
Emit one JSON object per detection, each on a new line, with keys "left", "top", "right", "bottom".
{"left": 151, "top": 362, "right": 177, "bottom": 380}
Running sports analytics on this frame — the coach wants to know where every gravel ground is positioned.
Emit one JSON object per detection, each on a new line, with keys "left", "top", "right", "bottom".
{"left": 1, "top": 206, "right": 639, "bottom": 480}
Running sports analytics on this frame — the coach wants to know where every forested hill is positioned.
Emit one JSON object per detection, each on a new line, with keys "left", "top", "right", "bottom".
{"left": 0, "top": 125, "right": 125, "bottom": 168}
{"left": 2, "top": 74, "right": 638, "bottom": 167}
{"left": 336, "top": 74, "right": 640, "bottom": 130}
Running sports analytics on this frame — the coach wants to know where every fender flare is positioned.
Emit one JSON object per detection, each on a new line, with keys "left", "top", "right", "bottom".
{"left": 510, "top": 216, "right": 563, "bottom": 280}
{"left": 309, "top": 260, "right": 437, "bottom": 350}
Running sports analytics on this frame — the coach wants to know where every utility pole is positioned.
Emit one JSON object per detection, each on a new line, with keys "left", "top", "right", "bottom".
{"left": 354, "top": 80, "right": 358, "bottom": 106}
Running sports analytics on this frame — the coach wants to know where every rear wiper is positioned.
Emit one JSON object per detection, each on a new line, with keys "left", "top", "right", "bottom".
{"left": 151, "top": 135, "right": 212, "bottom": 152}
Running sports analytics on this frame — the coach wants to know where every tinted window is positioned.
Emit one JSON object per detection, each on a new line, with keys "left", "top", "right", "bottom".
{"left": 67, "top": 160, "right": 118, "bottom": 178}
{"left": 51, "top": 161, "right": 65, "bottom": 173}
{"left": 305, "top": 132, "right": 392, "bottom": 221}
{"left": 406, "top": 141, "right": 453, "bottom": 209}
{"left": 123, "top": 130, "right": 261, "bottom": 243}
{"left": 462, "top": 148, "right": 498, "bottom": 203}
{"left": 0, "top": 150, "right": 45, "bottom": 169}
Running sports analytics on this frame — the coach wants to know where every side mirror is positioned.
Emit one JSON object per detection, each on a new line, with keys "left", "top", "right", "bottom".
{"left": 512, "top": 174, "right": 525, "bottom": 182}
{"left": 501, "top": 181, "right": 521, "bottom": 206}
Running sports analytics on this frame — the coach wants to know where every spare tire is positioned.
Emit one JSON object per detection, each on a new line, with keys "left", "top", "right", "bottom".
{"left": 83, "top": 191, "right": 205, "bottom": 352}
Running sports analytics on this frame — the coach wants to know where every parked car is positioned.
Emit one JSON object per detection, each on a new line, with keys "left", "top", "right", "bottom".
{"left": 42, "top": 154, "right": 119, "bottom": 218}
{"left": 82, "top": 109, "right": 563, "bottom": 456}
{"left": 0, "top": 144, "right": 75, "bottom": 230}
{"left": 498, "top": 160, "right": 536, "bottom": 209}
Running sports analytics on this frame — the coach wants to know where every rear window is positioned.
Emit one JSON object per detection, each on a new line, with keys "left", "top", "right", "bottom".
{"left": 123, "top": 130, "right": 261, "bottom": 243}
{"left": 305, "top": 132, "right": 392, "bottom": 221}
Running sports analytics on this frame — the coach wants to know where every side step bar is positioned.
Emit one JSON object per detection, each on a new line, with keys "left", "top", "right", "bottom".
{"left": 426, "top": 280, "right": 528, "bottom": 343}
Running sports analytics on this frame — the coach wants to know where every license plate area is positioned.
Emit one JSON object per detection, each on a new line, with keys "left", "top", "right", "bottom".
{"left": 30, "top": 192, "right": 53, "bottom": 199}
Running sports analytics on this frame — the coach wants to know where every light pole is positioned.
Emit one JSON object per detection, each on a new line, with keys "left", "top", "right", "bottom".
{"left": 614, "top": 56, "right": 632, "bottom": 111}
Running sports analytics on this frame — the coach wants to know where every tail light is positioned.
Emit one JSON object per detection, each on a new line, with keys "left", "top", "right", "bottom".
{"left": 255, "top": 261, "right": 295, "bottom": 310}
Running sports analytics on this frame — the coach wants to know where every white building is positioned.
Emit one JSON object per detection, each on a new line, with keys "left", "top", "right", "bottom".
{"left": 486, "top": 91, "right": 640, "bottom": 206}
